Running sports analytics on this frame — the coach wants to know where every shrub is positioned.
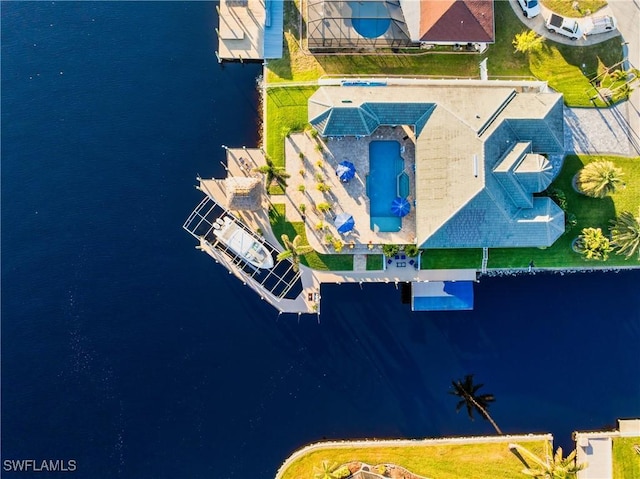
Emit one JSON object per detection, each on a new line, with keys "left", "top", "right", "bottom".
{"left": 576, "top": 160, "right": 625, "bottom": 198}
{"left": 308, "top": 128, "right": 319, "bottom": 139}
{"left": 299, "top": 169, "right": 306, "bottom": 177}
{"left": 298, "top": 152, "right": 305, "bottom": 161}
{"left": 315, "top": 143, "right": 324, "bottom": 153}
{"left": 575, "top": 227, "right": 613, "bottom": 261}
{"left": 404, "top": 244, "right": 420, "bottom": 257}
{"left": 333, "top": 466, "right": 351, "bottom": 479}
{"left": 546, "top": 187, "right": 568, "bottom": 211}
{"left": 315, "top": 221, "right": 325, "bottom": 231}
{"left": 299, "top": 204, "right": 306, "bottom": 214}
{"left": 317, "top": 202, "right": 331, "bottom": 213}
{"left": 332, "top": 239, "right": 344, "bottom": 253}
{"left": 314, "top": 172, "right": 324, "bottom": 182}
{"left": 382, "top": 244, "right": 400, "bottom": 257}
{"left": 317, "top": 183, "right": 331, "bottom": 193}
{"left": 298, "top": 184, "right": 306, "bottom": 193}
{"left": 324, "top": 233, "right": 334, "bottom": 245}
{"left": 316, "top": 160, "right": 324, "bottom": 169}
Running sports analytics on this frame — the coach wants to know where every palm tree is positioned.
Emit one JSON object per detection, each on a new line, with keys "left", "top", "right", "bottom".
{"left": 509, "top": 442, "right": 587, "bottom": 479}
{"left": 450, "top": 374, "right": 503, "bottom": 434}
{"left": 277, "top": 234, "right": 314, "bottom": 272}
{"left": 253, "top": 155, "right": 290, "bottom": 189}
{"left": 575, "top": 160, "right": 625, "bottom": 198}
{"left": 513, "top": 30, "right": 545, "bottom": 55}
{"left": 313, "top": 460, "right": 338, "bottom": 479}
{"left": 610, "top": 209, "right": 640, "bottom": 260}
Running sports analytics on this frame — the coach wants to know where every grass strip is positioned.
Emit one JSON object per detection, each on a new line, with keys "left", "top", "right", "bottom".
{"left": 278, "top": 440, "right": 546, "bottom": 479}
{"left": 612, "top": 437, "right": 640, "bottom": 479}
{"left": 270, "top": 203, "right": 353, "bottom": 271}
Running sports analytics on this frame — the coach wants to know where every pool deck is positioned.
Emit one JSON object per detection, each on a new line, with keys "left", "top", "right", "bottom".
{"left": 191, "top": 146, "right": 476, "bottom": 314}
{"left": 284, "top": 126, "right": 418, "bottom": 254}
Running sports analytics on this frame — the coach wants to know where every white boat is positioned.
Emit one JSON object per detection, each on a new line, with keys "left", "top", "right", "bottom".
{"left": 213, "top": 217, "right": 274, "bottom": 269}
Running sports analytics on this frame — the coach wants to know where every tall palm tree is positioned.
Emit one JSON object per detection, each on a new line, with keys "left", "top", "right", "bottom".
{"left": 509, "top": 442, "right": 587, "bottom": 479}
{"left": 576, "top": 160, "right": 625, "bottom": 198}
{"left": 450, "top": 374, "right": 503, "bottom": 434}
{"left": 277, "top": 234, "right": 314, "bottom": 272}
{"left": 610, "top": 209, "right": 640, "bottom": 260}
{"left": 253, "top": 155, "right": 290, "bottom": 189}
{"left": 513, "top": 30, "right": 545, "bottom": 55}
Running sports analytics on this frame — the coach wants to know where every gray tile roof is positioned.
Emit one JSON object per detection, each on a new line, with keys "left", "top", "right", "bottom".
{"left": 308, "top": 84, "right": 566, "bottom": 249}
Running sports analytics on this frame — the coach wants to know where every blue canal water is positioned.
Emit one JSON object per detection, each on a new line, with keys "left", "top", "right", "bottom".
{"left": 2, "top": 2, "right": 640, "bottom": 478}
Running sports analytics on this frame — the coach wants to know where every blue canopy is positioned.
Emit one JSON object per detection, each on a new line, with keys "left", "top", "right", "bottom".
{"left": 334, "top": 213, "right": 355, "bottom": 233}
{"left": 391, "top": 197, "right": 411, "bottom": 217}
{"left": 336, "top": 161, "right": 356, "bottom": 182}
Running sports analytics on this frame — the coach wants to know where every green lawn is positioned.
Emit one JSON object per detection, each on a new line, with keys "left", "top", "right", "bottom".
{"left": 422, "top": 249, "right": 484, "bottom": 270}
{"left": 265, "top": 86, "right": 317, "bottom": 168}
{"left": 530, "top": 36, "right": 624, "bottom": 107}
{"left": 487, "top": 155, "right": 640, "bottom": 269}
{"left": 541, "top": 0, "right": 608, "bottom": 17}
{"left": 366, "top": 254, "right": 384, "bottom": 271}
{"left": 613, "top": 437, "right": 640, "bottom": 479}
{"left": 278, "top": 440, "right": 547, "bottom": 479}
{"left": 269, "top": 204, "right": 353, "bottom": 271}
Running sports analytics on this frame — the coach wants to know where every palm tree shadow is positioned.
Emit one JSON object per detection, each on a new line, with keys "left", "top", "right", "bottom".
{"left": 509, "top": 445, "right": 530, "bottom": 469}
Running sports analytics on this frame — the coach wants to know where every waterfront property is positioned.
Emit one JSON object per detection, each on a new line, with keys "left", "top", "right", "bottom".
{"left": 308, "top": 81, "right": 566, "bottom": 250}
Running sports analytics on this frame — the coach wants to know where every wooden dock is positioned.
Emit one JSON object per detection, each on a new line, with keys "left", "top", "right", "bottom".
{"left": 217, "top": 0, "right": 283, "bottom": 62}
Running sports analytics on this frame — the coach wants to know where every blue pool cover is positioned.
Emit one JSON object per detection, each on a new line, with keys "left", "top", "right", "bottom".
{"left": 411, "top": 281, "right": 474, "bottom": 311}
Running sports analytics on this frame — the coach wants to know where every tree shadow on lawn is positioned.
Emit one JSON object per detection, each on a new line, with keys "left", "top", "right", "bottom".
{"left": 554, "top": 36, "right": 624, "bottom": 80}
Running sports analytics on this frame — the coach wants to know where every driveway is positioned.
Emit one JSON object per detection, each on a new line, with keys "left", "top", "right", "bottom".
{"left": 565, "top": 104, "right": 640, "bottom": 155}
{"left": 510, "top": 0, "right": 640, "bottom": 156}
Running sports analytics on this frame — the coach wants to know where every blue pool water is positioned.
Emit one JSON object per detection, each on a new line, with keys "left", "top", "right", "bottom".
{"left": 350, "top": 1, "right": 391, "bottom": 39}
{"left": 368, "top": 140, "right": 403, "bottom": 232}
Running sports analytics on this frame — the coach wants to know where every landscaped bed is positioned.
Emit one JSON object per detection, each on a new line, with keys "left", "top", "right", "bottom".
{"left": 277, "top": 440, "right": 547, "bottom": 479}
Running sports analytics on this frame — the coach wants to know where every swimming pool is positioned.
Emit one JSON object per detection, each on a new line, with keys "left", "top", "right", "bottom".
{"left": 367, "top": 140, "right": 405, "bottom": 232}
{"left": 350, "top": 1, "right": 391, "bottom": 39}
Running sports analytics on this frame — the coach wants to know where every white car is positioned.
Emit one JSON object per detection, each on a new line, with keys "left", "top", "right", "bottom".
{"left": 546, "top": 13, "right": 581, "bottom": 40}
{"left": 517, "top": 0, "right": 541, "bottom": 18}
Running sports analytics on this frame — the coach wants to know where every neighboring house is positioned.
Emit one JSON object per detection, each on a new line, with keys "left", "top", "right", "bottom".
{"left": 306, "top": 0, "right": 494, "bottom": 50}
{"left": 400, "top": 0, "right": 494, "bottom": 47}
{"left": 308, "top": 84, "right": 566, "bottom": 250}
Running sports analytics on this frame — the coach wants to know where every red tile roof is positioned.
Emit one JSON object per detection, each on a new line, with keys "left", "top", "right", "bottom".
{"left": 419, "top": 0, "right": 494, "bottom": 43}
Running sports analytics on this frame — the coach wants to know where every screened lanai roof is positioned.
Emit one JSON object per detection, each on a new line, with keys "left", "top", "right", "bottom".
{"left": 307, "top": 0, "right": 411, "bottom": 49}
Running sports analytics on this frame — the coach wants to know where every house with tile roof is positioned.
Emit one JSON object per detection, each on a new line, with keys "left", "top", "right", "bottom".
{"left": 308, "top": 83, "right": 565, "bottom": 249}
{"left": 306, "top": 0, "right": 494, "bottom": 50}
{"left": 400, "top": 0, "right": 494, "bottom": 46}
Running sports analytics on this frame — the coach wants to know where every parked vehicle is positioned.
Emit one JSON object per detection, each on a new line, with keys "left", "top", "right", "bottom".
{"left": 517, "top": 0, "right": 541, "bottom": 18}
{"left": 546, "top": 13, "right": 581, "bottom": 40}
{"left": 584, "top": 15, "right": 617, "bottom": 35}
